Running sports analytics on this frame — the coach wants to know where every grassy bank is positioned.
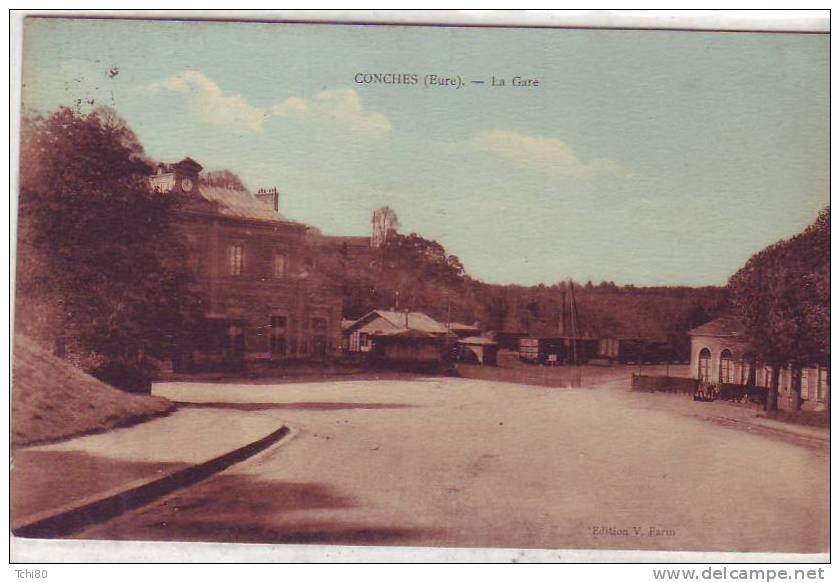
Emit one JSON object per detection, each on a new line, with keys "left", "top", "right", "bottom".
{"left": 12, "top": 335, "right": 175, "bottom": 447}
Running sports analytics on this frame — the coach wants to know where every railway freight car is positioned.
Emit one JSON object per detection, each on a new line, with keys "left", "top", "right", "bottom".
{"left": 518, "top": 336, "right": 598, "bottom": 365}
{"left": 598, "top": 337, "right": 677, "bottom": 364}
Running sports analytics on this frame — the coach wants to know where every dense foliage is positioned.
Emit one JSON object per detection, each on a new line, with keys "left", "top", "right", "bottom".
{"left": 16, "top": 107, "right": 204, "bottom": 391}
{"left": 728, "top": 208, "right": 830, "bottom": 410}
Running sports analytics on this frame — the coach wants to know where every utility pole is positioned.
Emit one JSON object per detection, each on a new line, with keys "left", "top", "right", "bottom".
{"left": 559, "top": 291, "right": 566, "bottom": 335}
{"left": 568, "top": 279, "right": 581, "bottom": 387}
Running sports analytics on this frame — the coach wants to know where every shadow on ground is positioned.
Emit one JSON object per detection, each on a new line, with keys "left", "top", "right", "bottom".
{"left": 12, "top": 450, "right": 188, "bottom": 524}
{"left": 76, "top": 473, "right": 436, "bottom": 545}
{"left": 177, "top": 401, "right": 416, "bottom": 411}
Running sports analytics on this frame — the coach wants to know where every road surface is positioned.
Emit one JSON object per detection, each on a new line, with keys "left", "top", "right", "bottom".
{"left": 75, "top": 372, "right": 828, "bottom": 553}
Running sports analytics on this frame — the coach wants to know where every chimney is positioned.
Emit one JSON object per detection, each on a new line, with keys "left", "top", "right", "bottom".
{"left": 255, "top": 186, "right": 280, "bottom": 213}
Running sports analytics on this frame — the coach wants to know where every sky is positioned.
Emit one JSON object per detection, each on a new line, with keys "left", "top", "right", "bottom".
{"left": 19, "top": 17, "right": 829, "bottom": 287}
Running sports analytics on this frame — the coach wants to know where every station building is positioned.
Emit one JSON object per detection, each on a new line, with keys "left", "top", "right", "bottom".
{"left": 151, "top": 158, "right": 343, "bottom": 368}
{"left": 688, "top": 316, "right": 829, "bottom": 412}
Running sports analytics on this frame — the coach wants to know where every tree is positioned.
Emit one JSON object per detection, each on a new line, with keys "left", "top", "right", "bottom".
{"left": 372, "top": 206, "right": 400, "bottom": 247}
{"left": 486, "top": 295, "right": 510, "bottom": 331}
{"left": 17, "top": 107, "right": 203, "bottom": 390}
{"left": 728, "top": 208, "right": 830, "bottom": 411}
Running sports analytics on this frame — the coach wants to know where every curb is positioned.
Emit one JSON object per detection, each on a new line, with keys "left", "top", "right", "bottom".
{"left": 12, "top": 425, "right": 291, "bottom": 539}
{"left": 694, "top": 413, "right": 829, "bottom": 449}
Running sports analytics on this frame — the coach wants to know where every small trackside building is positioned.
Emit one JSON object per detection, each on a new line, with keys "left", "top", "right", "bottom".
{"left": 344, "top": 309, "right": 451, "bottom": 354}
{"left": 688, "top": 316, "right": 829, "bottom": 412}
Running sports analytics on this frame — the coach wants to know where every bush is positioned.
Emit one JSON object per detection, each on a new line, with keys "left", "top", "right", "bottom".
{"left": 91, "top": 358, "right": 159, "bottom": 394}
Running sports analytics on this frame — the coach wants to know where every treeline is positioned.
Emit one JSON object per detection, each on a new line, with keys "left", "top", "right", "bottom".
{"left": 316, "top": 225, "right": 728, "bottom": 355}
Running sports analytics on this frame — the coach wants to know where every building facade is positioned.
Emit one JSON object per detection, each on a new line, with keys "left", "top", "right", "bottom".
{"left": 688, "top": 316, "right": 829, "bottom": 411}
{"left": 153, "top": 158, "right": 343, "bottom": 368}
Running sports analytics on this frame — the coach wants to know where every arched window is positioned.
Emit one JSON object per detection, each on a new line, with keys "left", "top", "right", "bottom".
{"left": 719, "top": 349, "right": 733, "bottom": 384}
{"left": 698, "top": 348, "right": 711, "bottom": 382}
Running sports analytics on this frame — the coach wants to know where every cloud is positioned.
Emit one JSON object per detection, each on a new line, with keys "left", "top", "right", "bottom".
{"left": 147, "top": 71, "right": 390, "bottom": 136}
{"left": 271, "top": 89, "right": 392, "bottom": 137}
{"left": 147, "top": 70, "right": 266, "bottom": 133}
{"left": 469, "top": 129, "right": 629, "bottom": 177}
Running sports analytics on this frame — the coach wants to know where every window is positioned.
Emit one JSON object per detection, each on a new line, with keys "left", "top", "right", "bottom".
{"left": 311, "top": 318, "right": 328, "bottom": 357}
{"left": 269, "top": 316, "right": 287, "bottom": 356}
{"left": 719, "top": 350, "right": 733, "bottom": 384}
{"left": 817, "top": 367, "right": 828, "bottom": 401}
{"left": 224, "top": 325, "right": 245, "bottom": 354}
{"left": 228, "top": 244, "right": 244, "bottom": 276}
{"left": 801, "top": 368, "right": 810, "bottom": 400}
{"left": 741, "top": 353, "right": 757, "bottom": 386}
{"left": 698, "top": 348, "right": 711, "bottom": 382}
{"left": 272, "top": 253, "right": 286, "bottom": 278}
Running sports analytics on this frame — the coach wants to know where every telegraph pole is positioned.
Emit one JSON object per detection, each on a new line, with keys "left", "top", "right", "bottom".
{"left": 568, "top": 279, "right": 582, "bottom": 387}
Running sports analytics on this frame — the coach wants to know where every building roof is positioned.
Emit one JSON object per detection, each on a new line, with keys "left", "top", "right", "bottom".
{"left": 688, "top": 316, "right": 746, "bottom": 338}
{"left": 376, "top": 310, "right": 449, "bottom": 333}
{"left": 447, "top": 322, "right": 480, "bottom": 332}
{"left": 197, "top": 185, "right": 299, "bottom": 225}
{"left": 346, "top": 309, "right": 450, "bottom": 335}
{"left": 375, "top": 310, "right": 450, "bottom": 333}
{"left": 488, "top": 330, "right": 528, "bottom": 336}
{"left": 308, "top": 233, "right": 371, "bottom": 247}
{"left": 458, "top": 336, "right": 497, "bottom": 345}
{"left": 372, "top": 328, "right": 439, "bottom": 339}
{"left": 174, "top": 157, "right": 203, "bottom": 173}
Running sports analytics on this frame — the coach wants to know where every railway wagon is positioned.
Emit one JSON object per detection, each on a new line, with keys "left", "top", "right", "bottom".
{"left": 598, "top": 337, "right": 645, "bottom": 364}
{"left": 598, "top": 337, "right": 676, "bottom": 364}
{"left": 518, "top": 336, "right": 598, "bottom": 365}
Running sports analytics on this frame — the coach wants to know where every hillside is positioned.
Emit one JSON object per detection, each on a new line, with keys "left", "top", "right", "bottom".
{"left": 12, "top": 335, "right": 175, "bottom": 447}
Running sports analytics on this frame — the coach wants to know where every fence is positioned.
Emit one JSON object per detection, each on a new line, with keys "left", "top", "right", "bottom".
{"left": 718, "top": 382, "right": 768, "bottom": 406}
{"left": 631, "top": 375, "right": 770, "bottom": 407}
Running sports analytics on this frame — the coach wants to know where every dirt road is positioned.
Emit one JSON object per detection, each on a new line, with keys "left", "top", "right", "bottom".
{"left": 76, "top": 373, "right": 828, "bottom": 553}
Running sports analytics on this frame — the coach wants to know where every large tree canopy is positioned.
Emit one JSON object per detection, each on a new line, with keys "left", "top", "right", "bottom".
{"left": 728, "top": 208, "right": 830, "bottom": 366}
{"left": 728, "top": 207, "right": 830, "bottom": 409}
{"left": 17, "top": 107, "right": 203, "bottom": 387}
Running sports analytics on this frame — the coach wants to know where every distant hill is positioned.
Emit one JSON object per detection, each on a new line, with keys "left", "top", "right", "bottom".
{"left": 12, "top": 335, "right": 174, "bottom": 446}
